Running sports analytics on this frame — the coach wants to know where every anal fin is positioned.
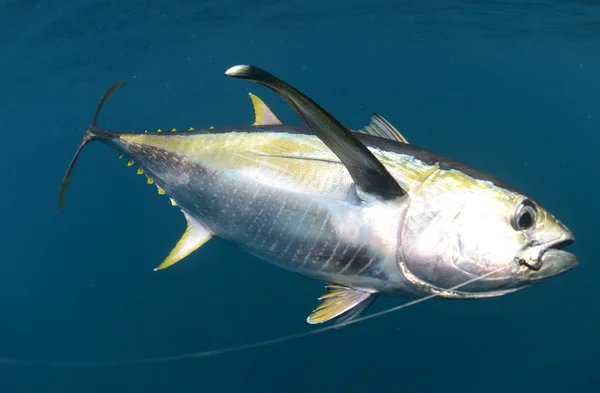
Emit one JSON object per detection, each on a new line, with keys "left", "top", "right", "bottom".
{"left": 154, "top": 211, "right": 212, "bottom": 271}
{"left": 307, "top": 284, "right": 378, "bottom": 324}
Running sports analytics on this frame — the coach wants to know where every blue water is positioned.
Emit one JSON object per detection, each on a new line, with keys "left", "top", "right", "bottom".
{"left": 1, "top": 0, "right": 598, "bottom": 391}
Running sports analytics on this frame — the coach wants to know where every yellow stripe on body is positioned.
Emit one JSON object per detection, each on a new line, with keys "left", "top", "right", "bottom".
{"left": 119, "top": 131, "right": 447, "bottom": 197}
{"left": 119, "top": 130, "right": 514, "bottom": 201}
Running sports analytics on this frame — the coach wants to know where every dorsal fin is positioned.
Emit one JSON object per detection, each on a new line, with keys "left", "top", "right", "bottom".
{"left": 249, "top": 93, "right": 282, "bottom": 125}
{"left": 307, "top": 284, "right": 378, "bottom": 324}
{"left": 226, "top": 65, "right": 405, "bottom": 200}
{"left": 355, "top": 113, "right": 409, "bottom": 144}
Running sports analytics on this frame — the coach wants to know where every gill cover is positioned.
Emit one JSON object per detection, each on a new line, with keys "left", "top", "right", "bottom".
{"left": 398, "top": 166, "right": 577, "bottom": 296}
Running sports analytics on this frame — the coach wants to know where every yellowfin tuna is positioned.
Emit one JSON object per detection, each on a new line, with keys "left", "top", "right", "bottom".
{"left": 59, "top": 65, "right": 578, "bottom": 327}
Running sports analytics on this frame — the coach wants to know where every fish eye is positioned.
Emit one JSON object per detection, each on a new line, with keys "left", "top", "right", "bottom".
{"left": 512, "top": 199, "right": 538, "bottom": 231}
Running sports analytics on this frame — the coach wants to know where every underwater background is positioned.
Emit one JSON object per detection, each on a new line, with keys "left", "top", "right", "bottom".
{"left": 0, "top": 0, "right": 598, "bottom": 392}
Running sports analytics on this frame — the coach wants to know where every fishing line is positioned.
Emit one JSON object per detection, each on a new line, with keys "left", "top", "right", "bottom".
{"left": 0, "top": 264, "right": 511, "bottom": 368}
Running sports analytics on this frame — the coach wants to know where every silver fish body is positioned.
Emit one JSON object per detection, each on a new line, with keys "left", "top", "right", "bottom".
{"left": 104, "top": 124, "right": 576, "bottom": 297}
{"left": 61, "top": 66, "right": 578, "bottom": 324}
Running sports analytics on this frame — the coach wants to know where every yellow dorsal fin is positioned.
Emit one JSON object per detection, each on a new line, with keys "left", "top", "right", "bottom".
{"left": 249, "top": 93, "right": 283, "bottom": 126}
{"left": 354, "top": 113, "right": 409, "bottom": 144}
{"left": 307, "top": 284, "right": 377, "bottom": 324}
{"left": 154, "top": 211, "right": 212, "bottom": 271}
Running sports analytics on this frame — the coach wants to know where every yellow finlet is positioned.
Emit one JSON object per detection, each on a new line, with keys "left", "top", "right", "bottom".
{"left": 171, "top": 127, "right": 176, "bottom": 132}
{"left": 209, "top": 126, "right": 215, "bottom": 129}
{"left": 127, "top": 159, "right": 134, "bottom": 166}
{"left": 155, "top": 211, "right": 213, "bottom": 271}
{"left": 170, "top": 198, "right": 178, "bottom": 206}
{"left": 249, "top": 93, "right": 283, "bottom": 126}
{"left": 157, "top": 128, "right": 162, "bottom": 133}
{"left": 156, "top": 185, "right": 165, "bottom": 195}
{"left": 147, "top": 177, "right": 154, "bottom": 185}
{"left": 307, "top": 284, "right": 377, "bottom": 324}
{"left": 118, "top": 153, "right": 123, "bottom": 159}
{"left": 188, "top": 127, "right": 194, "bottom": 131}
{"left": 136, "top": 168, "right": 144, "bottom": 175}
{"left": 144, "top": 130, "right": 148, "bottom": 133}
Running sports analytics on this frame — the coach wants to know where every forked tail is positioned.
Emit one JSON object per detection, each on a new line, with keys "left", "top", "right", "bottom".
{"left": 58, "top": 82, "right": 126, "bottom": 212}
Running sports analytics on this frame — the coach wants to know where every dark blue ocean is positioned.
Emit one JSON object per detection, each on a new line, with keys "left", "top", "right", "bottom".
{"left": 1, "top": 1, "right": 598, "bottom": 392}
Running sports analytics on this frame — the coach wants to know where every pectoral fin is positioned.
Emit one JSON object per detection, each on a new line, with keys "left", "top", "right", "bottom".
{"left": 154, "top": 211, "right": 212, "bottom": 271}
{"left": 225, "top": 65, "right": 406, "bottom": 201}
{"left": 307, "top": 284, "right": 378, "bottom": 324}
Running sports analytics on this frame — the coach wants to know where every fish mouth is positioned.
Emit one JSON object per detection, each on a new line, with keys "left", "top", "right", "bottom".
{"left": 526, "top": 237, "right": 578, "bottom": 281}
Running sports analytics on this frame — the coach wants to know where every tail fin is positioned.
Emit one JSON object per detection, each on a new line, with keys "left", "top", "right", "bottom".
{"left": 58, "top": 82, "right": 126, "bottom": 212}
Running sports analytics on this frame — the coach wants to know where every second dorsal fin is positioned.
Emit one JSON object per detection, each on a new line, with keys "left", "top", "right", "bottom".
{"left": 249, "top": 93, "right": 282, "bottom": 125}
{"left": 355, "top": 113, "right": 409, "bottom": 144}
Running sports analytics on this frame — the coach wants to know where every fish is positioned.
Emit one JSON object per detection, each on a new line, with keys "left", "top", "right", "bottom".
{"left": 59, "top": 65, "right": 578, "bottom": 326}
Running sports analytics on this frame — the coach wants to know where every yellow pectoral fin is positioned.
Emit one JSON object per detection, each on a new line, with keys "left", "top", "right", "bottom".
{"left": 154, "top": 211, "right": 213, "bottom": 271}
{"left": 307, "top": 284, "right": 378, "bottom": 324}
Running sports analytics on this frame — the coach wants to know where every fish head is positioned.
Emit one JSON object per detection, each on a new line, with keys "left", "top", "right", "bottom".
{"left": 398, "top": 168, "right": 578, "bottom": 296}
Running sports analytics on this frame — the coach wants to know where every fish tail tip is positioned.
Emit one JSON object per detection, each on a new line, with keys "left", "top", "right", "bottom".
{"left": 90, "top": 81, "right": 127, "bottom": 128}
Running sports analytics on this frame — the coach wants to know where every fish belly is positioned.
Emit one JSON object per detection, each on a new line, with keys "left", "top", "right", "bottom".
{"left": 189, "top": 170, "right": 399, "bottom": 289}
